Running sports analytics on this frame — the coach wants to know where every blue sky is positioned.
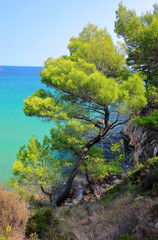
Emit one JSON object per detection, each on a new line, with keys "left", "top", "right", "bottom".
{"left": 0, "top": 0, "right": 157, "bottom": 66}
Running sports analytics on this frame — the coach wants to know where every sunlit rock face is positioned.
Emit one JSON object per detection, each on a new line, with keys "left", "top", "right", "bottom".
{"left": 122, "top": 120, "right": 158, "bottom": 164}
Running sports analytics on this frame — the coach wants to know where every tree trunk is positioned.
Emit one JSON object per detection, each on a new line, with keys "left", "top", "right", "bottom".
{"left": 56, "top": 105, "right": 111, "bottom": 207}
{"left": 56, "top": 134, "right": 102, "bottom": 206}
{"left": 83, "top": 163, "right": 97, "bottom": 197}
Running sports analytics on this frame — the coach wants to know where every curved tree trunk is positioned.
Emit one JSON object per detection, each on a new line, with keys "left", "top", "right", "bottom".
{"left": 56, "top": 106, "right": 111, "bottom": 207}
{"left": 56, "top": 134, "right": 102, "bottom": 206}
{"left": 83, "top": 162, "right": 96, "bottom": 197}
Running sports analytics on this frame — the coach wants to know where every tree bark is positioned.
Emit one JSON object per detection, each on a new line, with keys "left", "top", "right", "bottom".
{"left": 83, "top": 162, "right": 97, "bottom": 197}
{"left": 56, "top": 134, "right": 104, "bottom": 206}
{"left": 56, "top": 105, "right": 111, "bottom": 207}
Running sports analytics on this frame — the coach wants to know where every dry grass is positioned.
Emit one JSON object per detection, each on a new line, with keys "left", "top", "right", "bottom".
{"left": 0, "top": 185, "right": 30, "bottom": 240}
{"left": 45, "top": 195, "right": 158, "bottom": 240}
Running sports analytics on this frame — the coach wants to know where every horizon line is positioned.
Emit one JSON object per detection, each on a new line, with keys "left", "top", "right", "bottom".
{"left": 0, "top": 64, "right": 44, "bottom": 68}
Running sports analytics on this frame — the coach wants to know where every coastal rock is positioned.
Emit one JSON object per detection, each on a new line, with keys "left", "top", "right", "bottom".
{"left": 83, "top": 189, "right": 91, "bottom": 195}
{"left": 95, "top": 186, "right": 104, "bottom": 195}
{"left": 153, "top": 146, "right": 158, "bottom": 156}
{"left": 122, "top": 120, "right": 158, "bottom": 164}
{"left": 112, "top": 179, "right": 121, "bottom": 184}
{"left": 102, "top": 183, "right": 110, "bottom": 189}
{"left": 83, "top": 196, "right": 91, "bottom": 201}
{"left": 81, "top": 180, "right": 88, "bottom": 186}
{"left": 66, "top": 198, "right": 73, "bottom": 203}
{"left": 155, "top": 223, "right": 158, "bottom": 229}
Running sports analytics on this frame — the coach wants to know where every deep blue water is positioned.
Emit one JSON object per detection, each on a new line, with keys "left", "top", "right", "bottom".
{"left": 0, "top": 66, "right": 52, "bottom": 184}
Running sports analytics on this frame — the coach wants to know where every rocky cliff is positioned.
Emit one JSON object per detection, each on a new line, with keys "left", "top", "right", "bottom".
{"left": 122, "top": 120, "right": 158, "bottom": 164}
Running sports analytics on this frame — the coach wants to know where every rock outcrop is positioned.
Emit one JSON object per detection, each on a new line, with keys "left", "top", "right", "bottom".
{"left": 122, "top": 120, "right": 158, "bottom": 164}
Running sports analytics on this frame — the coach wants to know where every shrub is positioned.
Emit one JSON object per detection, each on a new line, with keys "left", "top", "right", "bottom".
{"left": 136, "top": 110, "right": 158, "bottom": 128}
{"left": 119, "top": 234, "right": 135, "bottom": 240}
{"left": 141, "top": 168, "right": 158, "bottom": 191}
{"left": 26, "top": 208, "right": 52, "bottom": 238}
{"left": 0, "top": 226, "right": 12, "bottom": 240}
{"left": 0, "top": 185, "right": 29, "bottom": 239}
{"left": 27, "top": 232, "right": 39, "bottom": 240}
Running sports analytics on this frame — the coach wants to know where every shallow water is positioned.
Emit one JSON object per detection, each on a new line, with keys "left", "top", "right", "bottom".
{"left": 0, "top": 66, "right": 52, "bottom": 184}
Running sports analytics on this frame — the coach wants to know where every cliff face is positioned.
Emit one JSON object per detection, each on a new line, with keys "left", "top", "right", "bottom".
{"left": 122, "top": 120, "right": 158, "bottom": 164}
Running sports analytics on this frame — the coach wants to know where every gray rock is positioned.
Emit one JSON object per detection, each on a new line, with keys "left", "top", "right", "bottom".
{"left": 153, "top": 146, "right": 158, "bottom": 156}
{"left": 113, "top": 175, "right": 118, "bottom": 180}
{"left": 135, "top": 196, "right": 144, "bottom": 201}
{"left": 112, "top": 179, "right": 121, "bottom": 184}
{"left": 102, "top": 183, "right": 110, "bottom": 189}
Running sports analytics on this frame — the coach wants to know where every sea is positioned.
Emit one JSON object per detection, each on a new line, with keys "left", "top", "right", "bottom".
{"left": 0, "top": 66, "right": 129, "bottom": 185}
{"left": 0, "top": 66, "right": 52, "bottom": 184}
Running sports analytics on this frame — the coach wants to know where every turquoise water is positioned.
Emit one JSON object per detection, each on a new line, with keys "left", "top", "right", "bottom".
{"left": 0, "top": 66, "right": 128, "bottom": 184}
{"left": 0, "top": 66, "right": 52, "bottom": 184}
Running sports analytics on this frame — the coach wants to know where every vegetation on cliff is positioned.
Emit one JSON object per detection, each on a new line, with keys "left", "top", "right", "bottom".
{"left": 4, "top": 3, "right": 158, "bottom": 240}
{"left": 11, "top": 23, "right": 147, "bottom": 207}
{"left": 115, "top": 3, "right": 158, "bottom": 87}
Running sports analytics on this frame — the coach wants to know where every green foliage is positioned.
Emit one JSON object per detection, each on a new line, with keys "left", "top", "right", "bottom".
{"left": 136, "top": 110, "right": 158, "bottom": 128}
{"left": 23, "top": 24, "right": 146, "bottom": 120}
{"left": 68, "top": 23, "right": 125, "bottom": 78}
{"left": 40, "top": 57, "right": 120, "bottom": 106}
{"left": 102, "top": 181, "right": 124, "bottom": 205}
{"left": 50, "top": 120, "right": 95, "bottom": 155}
{"left": 10, "top": 136, "right": 62, "bottom": 193}
{"left": 25, "top": 58, "right": 146, "bottom": 120}
{"left": 26, "top": 208, "right": 52, "bottom": 238}
{"left": 23, "top": 24, "right": 147, "bottom": 126}
{"left": 50, "top": 122, "right": 123, "bottom": 179}
{"left": 115, "top": 3, "right": 158, "bottom": 86}
{"left": 111, "top": 139, "right": 125, "bottom": 162}
{"left": 119, "top": 234, "right": 134, "bottom": 240}
{"left": 102, "top": 157, "right": 158, "bottom": 203}
{"left": 27, "top": 232, "right": 39, "bottom": 240}
{"left": 119, "top": 72, "right": 147, "bottom": 114}
{"left": 115, "top": 3, "right": 142, "bottom": 41}
{"left": 146, "top": 84, "right": 158, "bottom": 104}
{"left": 141, "top": 168, "right": 158, "bottom": 191}
{"left": 146, "top": 156, "right": 158, "bottom": 168}
{"left": 0, "top": 226, "right": 12, "bottom": 240}
{"left": 81, "top": 146, "right": 122, "bottom": 179}
{"left": 24, "top": 94, "right": 64, "bottom": 119}
{"left": 13, "top": 24, "right": 147, "bottom": 205}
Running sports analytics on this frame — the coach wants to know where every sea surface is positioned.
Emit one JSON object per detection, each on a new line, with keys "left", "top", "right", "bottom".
{"left": 0, "top": 66, "right": 52, "bottom": 184}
